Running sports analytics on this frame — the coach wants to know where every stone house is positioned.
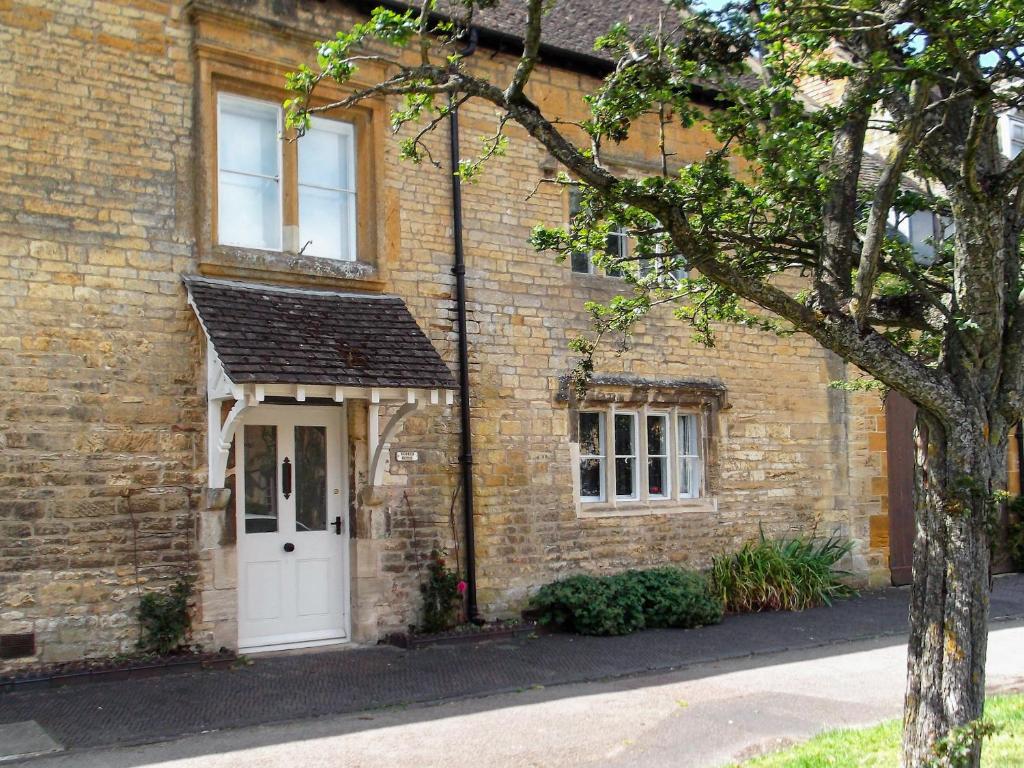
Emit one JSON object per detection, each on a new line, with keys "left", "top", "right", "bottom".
{"left": 0, "top": 0, "right": 1005, "bottom": 664}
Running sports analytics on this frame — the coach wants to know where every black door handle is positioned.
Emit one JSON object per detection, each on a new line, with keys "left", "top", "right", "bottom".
{"left": 332, "top": 516, "right": 342, "bottom": 535}
{"left": 283, "top": 542, "right": 295, "bottom": 553}
{"left": 282, "top": 457, "right": 292, "bottom": 499}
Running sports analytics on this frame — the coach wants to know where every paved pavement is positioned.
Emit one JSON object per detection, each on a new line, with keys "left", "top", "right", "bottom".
{"left": 1, "top": 574, "right": 1022, "bottom": 766}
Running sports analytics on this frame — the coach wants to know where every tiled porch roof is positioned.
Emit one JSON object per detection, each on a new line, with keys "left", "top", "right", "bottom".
{"left": 184, "top": 275, "right": 456, "bottom": 390}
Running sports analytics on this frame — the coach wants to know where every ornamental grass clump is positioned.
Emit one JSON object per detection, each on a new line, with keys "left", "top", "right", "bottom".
{"left": 709, "top": 531, "right": 856, "bottom": 613}
{"left": 530, "top": 567, "right": 722, "bottom": 636}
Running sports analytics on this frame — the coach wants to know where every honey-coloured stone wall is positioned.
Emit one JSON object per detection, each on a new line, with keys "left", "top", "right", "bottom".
{"left": 1, "top": 0, "right": 893, "bottom": 666}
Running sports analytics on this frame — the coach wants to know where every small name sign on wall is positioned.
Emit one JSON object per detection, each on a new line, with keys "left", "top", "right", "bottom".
{"left": 394, "top": 451, "right": 419, "bottom": 462}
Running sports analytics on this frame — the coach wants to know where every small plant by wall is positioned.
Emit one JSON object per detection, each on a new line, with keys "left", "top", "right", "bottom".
{"left": 137, "top": 574, "right": 195, "bottom": 655}
{"left": 419, "top": 549, "right": 466, "bottom": 633}
{"left": 709, "top": 531, "right": 856, "bottom": 613}
{"left": 529, "top": 567, "right": 723, "bottom": 636}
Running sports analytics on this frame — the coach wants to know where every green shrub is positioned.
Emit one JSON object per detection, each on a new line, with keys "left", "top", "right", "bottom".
{"left": 137, "top": 574, "right": 194, "bottom": 655}
{"left": 530, "top": 567, "right": 722, "bottom": 636}
{"left": 614, "top": 568, "right": 723, "bottom": 628}
{"left": 710, "top": 531, "right": 856, "bottom": 613}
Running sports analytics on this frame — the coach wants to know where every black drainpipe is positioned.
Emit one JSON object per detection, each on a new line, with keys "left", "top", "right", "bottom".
{"left": 450, "top": 29, "right": 483, "bottom": 624}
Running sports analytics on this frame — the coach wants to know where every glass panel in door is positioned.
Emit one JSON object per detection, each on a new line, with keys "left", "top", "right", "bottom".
{"left": 243, "top": 425, "right": 278, "bottom": 533}
{"left": 295, "top": 425, "right": 327, "bottom": 532}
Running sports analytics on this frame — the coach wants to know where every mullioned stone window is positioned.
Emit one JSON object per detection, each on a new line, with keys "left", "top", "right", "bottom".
{"left": 558, "top": 374, "right": 728, "bottom": 516}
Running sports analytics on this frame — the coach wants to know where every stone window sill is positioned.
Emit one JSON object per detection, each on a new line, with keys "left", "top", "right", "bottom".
{"left": 198, "top": 245, "right": 385, "bottom": 291}
{"left": 577, "top": 497, "right": 718, "bottom": 518}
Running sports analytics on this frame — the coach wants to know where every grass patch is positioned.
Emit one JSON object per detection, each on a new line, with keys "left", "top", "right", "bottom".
{"left": 733, "top": 694, "right": 1023, "bottom": 767}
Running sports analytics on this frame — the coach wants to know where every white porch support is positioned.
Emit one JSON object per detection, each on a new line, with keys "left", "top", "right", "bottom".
{"left": 367, "top": 401, "right": 420, "bottom": 487}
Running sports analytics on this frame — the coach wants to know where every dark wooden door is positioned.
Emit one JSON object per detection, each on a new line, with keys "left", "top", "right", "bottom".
{"left": 885, "top": 393, "right": 1016, "bottom": 583}
{"left": 886, "top": 392, "right": 916, "bottom": 586}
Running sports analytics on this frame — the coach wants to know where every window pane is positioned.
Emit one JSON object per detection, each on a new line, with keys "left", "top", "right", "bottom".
{"left": 679, "top": 414, "right": 698, "bottom": 456}
{"left": 218, "top": 97, "right": 279, "bottom": 176}
{"left": 298, "top": 119, "right": 354, "bottom": 191}
{"left": 580, "top": 458, "right": 603, "bottom": 499}
{"left": 680, "top": 456, "right": 701, "bottom": 498}
{"left": 571, "top": 250, "right": 592, "bottom": 273}
{"left": 614, "top": 413, "right": 635, "bottom": 456}
{"left": 295, "top": 426, "right": 327, "bottom": 533}
{"left": 568, "top": 188, "right": 590, "bottom": 273}
{"left": 908, "top": 210, "right": 935, "bottom": 262}
{"left": 615, "top": 457, "right": 635, "bottom": 497}
{"left": 219, "top": 172, "right": 281, "bottom": 250}
{"left": 647, "top": 415, "right": 666, "bottom": 455}
{"left": 579, "top": 412, "right": 603, "bottom": 456}
{"left": 648, "top": 456, "right": 667, "bottom": 497}
{"left": 243, "top": 425, "right": 278, "bottom": 534}
{"left": 568, "top": 188, "right": 583, "bottom": 218}
{"left": 605, "top": 231, "right": 626, "bottom": 276}
{"left": 299, "top": 186, "right": 354, "bottom": 260}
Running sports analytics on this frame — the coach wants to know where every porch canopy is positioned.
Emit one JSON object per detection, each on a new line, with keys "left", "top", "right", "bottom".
{"left": 184, "top": 275, "right": 456, "bottom": 489}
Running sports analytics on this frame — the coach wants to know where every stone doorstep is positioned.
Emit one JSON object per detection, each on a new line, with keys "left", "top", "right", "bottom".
{"left": 0, "top": 721, "right": 63, "bottom": 762}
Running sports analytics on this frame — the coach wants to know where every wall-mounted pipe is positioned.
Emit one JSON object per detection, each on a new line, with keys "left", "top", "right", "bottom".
{"left": 449, "top": 29, "right": 483, "bottom": 624}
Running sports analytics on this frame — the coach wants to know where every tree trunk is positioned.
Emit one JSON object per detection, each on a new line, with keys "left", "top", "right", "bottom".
{"left": 901, "top": 410, "right": 994, "bottom": 767}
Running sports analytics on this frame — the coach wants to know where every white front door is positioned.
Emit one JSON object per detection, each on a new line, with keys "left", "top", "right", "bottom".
{"left": 235, "top": 405, "right": 349, "bottom": 652}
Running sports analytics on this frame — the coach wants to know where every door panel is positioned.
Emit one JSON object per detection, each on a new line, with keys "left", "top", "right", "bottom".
{"left": 245, "top": 561, "right": 282, "bottom": 620}
{"left": 236, "top": 405, "right": 348, "bottom": 651}
{"left": 297, "top": 558, "right": 330, "bottom": 616}
{"left": 885, "top": 392, "right": 916, "bottom": 587}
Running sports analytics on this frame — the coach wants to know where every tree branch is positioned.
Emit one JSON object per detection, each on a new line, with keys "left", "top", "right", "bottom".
{"left": 505, "top": 0, "right": 544, "bottom": 103}
{"left": 852, "top": 79, "right": 930, "bottom": 329}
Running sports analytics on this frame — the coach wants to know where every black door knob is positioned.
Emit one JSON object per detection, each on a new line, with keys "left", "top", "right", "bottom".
{"left": 283, "top": 542, "right": 295, "bottom": 552}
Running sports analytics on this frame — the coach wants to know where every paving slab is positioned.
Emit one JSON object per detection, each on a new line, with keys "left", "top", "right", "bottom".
{"left": 0, "top": 574, "right": 1021, "bottom": 758}
{"left": 0, "top": 721, "right": 62, "bottom": 762}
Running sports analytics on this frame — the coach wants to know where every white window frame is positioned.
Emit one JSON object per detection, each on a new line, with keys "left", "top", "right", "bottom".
{"left": 645, "top": 411, "right": 671, "bottom": 500}
{"left": 613, "top": 410, "right": 639, "bottom": 500}
{"left": 577, "top": 406, "right": 706, "bottom": 507}
{"left": 217, "top": 92, "right": 283, "bottom": 252}
{"left": 298, "top": 116, "right": 358, "bottom": 261}
{"left": 215, "top": 92, "right": 358, "bottom": 262}
{"left": 677, "top": 412, "right": 703, "bottom": 500}
{"left": 1002, "top": 114, "right": 1024, "bottom": 160}
{"left": 578, "top": 410, "right": 607, "bottom": 502}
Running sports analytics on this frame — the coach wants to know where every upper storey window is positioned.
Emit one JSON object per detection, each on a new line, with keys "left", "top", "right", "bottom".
{"left": 216, "top": 92, "right": 357, "bottom": 261}
{"left": 298, "top": 119, "right": 356, "bottom": 260}
{"left": 218, "top": 95, "right": 282, "bottom": 251}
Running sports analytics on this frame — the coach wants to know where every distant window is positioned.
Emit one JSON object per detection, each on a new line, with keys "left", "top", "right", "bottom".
{"left": 907, "top": 210, "right": 937, "bottom": 263}
{"left": 639, "top": 242, "right": 687, "bottom": 285}
{"left": 604, "top": 228, "right": 629, "bottom": 277}
{"left": 568, "top": 188, "right": 629, "bottom": 277}
{"left": 1010, "top": 119, "right": 1024, "bottom": 159}
{"left": 568, "top": 188, "right": 593, "bottom": 274}
{"left": 888, "top": 209, "right": 945, "bottom": 265}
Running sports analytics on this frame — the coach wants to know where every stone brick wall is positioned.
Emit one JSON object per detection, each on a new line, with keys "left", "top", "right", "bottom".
{"left": 0, "top": 1, "right": 200, "bottom": 664}
{"left": 1, "top": 0, "right": 895, "bottom": 665}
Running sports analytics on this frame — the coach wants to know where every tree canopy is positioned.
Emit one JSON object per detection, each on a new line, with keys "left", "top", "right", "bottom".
{"left": 285, "top": 0, "right": 1024, "bottom": 764}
